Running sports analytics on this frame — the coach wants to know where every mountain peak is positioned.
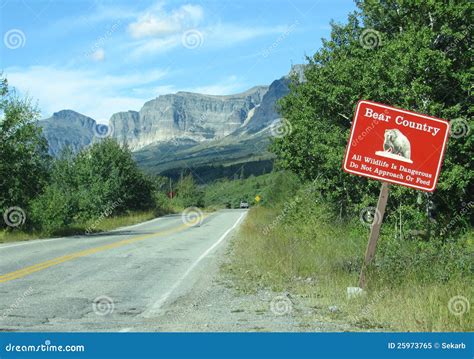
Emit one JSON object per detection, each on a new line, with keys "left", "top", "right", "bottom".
{"left": 172, "top": 85, "right": 268, "bottom": 99}
{"left": 287, "top": 64, "right": 306, "bottom": 82}
{"left": 40, "top": 110, "right": 97, "bottom": 156}
{"left": 52, "top": 109, "right": 92, "bottom": 119}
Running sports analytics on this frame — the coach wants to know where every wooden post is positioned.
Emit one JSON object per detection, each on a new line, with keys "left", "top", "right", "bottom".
{"left": 358, "top": 182, "right": 390, "bottom": 289}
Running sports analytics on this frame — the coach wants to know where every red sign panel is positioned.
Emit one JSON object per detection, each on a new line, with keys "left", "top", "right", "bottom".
{"left": 343, "top": 100, "right": 449, "bottom": 192}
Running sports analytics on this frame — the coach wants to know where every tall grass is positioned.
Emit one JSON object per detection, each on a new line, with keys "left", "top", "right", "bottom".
{"left": 228, "top": 203, "right": 473, "bottom": 331}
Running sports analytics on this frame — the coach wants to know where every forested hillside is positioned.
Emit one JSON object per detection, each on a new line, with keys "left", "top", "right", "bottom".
{"left": 272, "top": 0, "right": 473, "bottom": 237}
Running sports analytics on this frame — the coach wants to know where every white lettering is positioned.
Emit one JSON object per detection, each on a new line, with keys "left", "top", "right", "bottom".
{"left": 394, "top": 115, "right": 441, "bottom": 136}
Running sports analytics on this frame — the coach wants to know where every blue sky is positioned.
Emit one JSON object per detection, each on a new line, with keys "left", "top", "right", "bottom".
{"left": 1, "top": 0, "right": 356, "bottom": 122}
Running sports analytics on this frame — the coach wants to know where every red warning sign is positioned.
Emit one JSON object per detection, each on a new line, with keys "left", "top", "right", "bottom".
{"left": 343, "top": 100, "right": 449, "bottom": 192}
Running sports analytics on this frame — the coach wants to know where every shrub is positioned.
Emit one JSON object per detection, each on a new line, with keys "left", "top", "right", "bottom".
{"left": 30, "top": 139, "right": 155, "bottom": 233}
{"left": 30, "top": 184, "right": 77, "bottom": 234}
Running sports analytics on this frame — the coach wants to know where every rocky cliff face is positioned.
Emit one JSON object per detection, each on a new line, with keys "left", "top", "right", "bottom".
{"left": 39, "top": 110, "right": 96, "bottom": 156}
{"left": 110, "top": 86, "right": 268, "bottom": 150}
{"left": 235, "top": 77, "right": 291, "bottom": 135}
{"left": 39, "top": 66, "right": 305, "bottom": 162}
{"left": 230, "top": 65, "right": 303, "bottom": 136}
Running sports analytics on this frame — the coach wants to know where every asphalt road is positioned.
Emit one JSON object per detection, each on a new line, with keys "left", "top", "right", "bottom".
{"left": 0, "top": 209, "right": 246, "bottom": 331}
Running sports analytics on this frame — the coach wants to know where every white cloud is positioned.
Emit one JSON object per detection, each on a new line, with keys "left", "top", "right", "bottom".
{"left": 128, "top": 4, "right": 203, "bottom": 38}
{"left": 125, "top": 3, "right": 287, "bottom": 59}
{"left": 128, "top": 35, "right": 181, "bottom": 58}
{"left": 5, "top": 66, "right": 168, "bottom": 123}
{"left": 91, "top": 48, "right": 105, "bottom": 61}
{"left": 127, "top": 24, "right": 286, "bottom": 59}
{"left": 206, "top": 23, "right": 289, "bottom": 44}
{"left": 47, "top": 3, "right": 139, "bottom": 34}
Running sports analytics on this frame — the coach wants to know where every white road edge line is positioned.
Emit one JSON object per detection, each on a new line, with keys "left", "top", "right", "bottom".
{"left": 142, "top": 211, "right": 247, "bottom": 318}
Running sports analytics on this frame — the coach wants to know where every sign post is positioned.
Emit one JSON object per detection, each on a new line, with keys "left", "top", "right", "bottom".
{"left": 343, "top": 100, "right": 449, "bottom": 290}
{"left": 358, "top": 182, "right": 390, "bottom": 289}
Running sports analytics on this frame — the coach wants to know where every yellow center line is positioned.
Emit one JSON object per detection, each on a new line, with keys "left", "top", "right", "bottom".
{"left": 0, "top": 214, "right": 212, "bottom": 283}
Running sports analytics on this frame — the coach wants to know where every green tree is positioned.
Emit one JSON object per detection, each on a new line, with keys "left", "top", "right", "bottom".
{"left": 0, "top": 76, "right": 50, "bottom": 226}
{"left": 271, "top": 0, "right": 473, "bottom": 234}
{"left": 263, "top": 171, "right": 301, "bottom": 207}
{"left": 73, "top": 139, "right": 154, "bottom": 219}
{"left": 31, "top": 139, "right": 155, "bottom": 231}
{"left": 175, "top": 174, "right": 204, "bottom": 208}
{"left": 30, "top": 148, "right": 79, "bottom": 232}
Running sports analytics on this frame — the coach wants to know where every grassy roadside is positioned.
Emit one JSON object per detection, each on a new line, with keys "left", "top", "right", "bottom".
{"left": 0, "top": 203, "right": 221, "bottom": 244}
{"left": 227, "top": 205, "right": 473, "bottom": 332}
{"left": 0, "top": 210, "right": 160, "bottom": 244}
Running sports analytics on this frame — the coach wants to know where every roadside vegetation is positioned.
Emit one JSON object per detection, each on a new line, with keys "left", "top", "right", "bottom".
{"left": 227, "top": 0, "right": 473, "bottom": 332}
{"left": 0, "top": 77, "right": 204, "bottom": 242}
{"left": 0, "top": 210, "right": 157, "bottom": 243}
{"left": 227, "top": 173, "right": 472, "bottom": 331}
{"left": 202, "top": 172, "right": 298, "bottom": 209}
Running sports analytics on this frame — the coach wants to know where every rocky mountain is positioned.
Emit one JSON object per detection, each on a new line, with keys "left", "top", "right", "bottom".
{"left": 233, "top": 76, "right": 290, "bottom": 135}
{"left": 39, "top": 65, "right": 305, "bottom": 179}
{"left": 110, "top": 86, "right": 268, "bottom": 151}
{"left": 39, "top": 110, "right": 97, "bottom": 156}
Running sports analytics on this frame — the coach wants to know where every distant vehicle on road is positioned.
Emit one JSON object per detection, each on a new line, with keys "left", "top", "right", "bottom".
{"left": 240, "top": 201, "right": 249, "bottom": 209}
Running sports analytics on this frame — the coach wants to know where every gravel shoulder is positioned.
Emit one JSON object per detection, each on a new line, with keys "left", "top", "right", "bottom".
{"left": 154, "top": 231, "right": 358, "bottom": 332}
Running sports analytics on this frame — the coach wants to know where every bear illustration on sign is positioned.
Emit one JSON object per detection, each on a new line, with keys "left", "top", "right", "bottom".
{"left": 375, "top": 129, "right": 413, "bottom": 164}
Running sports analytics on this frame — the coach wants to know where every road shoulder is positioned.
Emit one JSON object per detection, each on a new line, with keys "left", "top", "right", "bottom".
{"left": 151, "top": 231, "right": 356, "bottom": 332}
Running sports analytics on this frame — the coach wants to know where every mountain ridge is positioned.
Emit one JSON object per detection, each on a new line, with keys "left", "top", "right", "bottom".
{"left": 39, "top": 65, "right": 305, "bottom": 178}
